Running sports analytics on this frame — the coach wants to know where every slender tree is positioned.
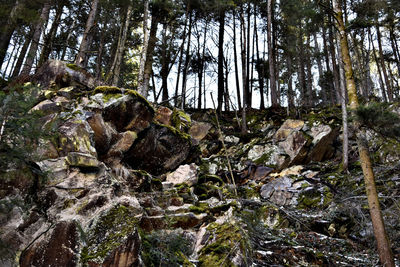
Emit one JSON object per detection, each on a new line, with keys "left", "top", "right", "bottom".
{"left": 333, "top": 0, "right": 395, "bottom": 265}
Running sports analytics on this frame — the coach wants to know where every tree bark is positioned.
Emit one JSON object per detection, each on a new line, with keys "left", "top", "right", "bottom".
{"left": 0, "top": 0, "right": 22, "bottom": 67}
{"left": 232, "top": 10, "right": 241, "bottom": 110}
{"left": 267, "top": 0, "right": 277, "bottom": 107}
{"left": 376, "top": 25, "right": 393, "bottom": 101}
{"left": 240, "top": 4, "right": 248, "bottom": 108}
{"left": 138, "top": 0, "right": 149, "bottom": 92}
{"left": 38, "top": 1, "right": 65, "bottom": 69}
{"left": 139, "top": 14, "right": 159, "bottom": 99}
{"left": 109, "top": 4, "right": 133, "bottom": 86}
{"left": 328, "top": 20, "right": 340, "bottom": 105}
{"left": 254, "top": 12, "right": 264, "bottom": 109}
{"left": 313, "top": 33, "right": 326, "bottom": 104}
{"left": 75, "top": 0, "right": 99, "bottom": 68}
{"left": 333, "top": 1, "right": 394, "bottom": 265}
{"left": 20, "top": 2, "right": 51, "bottom": 75}
{"left": 161, "top": 23, "right": 169, "bottom": 102}
{"left": 369, "top": 28, "right": 387, "bottom": 102}
{"left": 217, "top": 9, "right": 225, "bottom": 113}
{"left": 180, "top": 11, "right": 192, "bottom": 109}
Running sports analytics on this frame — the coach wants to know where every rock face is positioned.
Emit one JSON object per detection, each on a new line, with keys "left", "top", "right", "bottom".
{"left": 124, "top": 124, "right": 192, "bottom": 175}
{"left": 20, "top": 221, "right": 81, "bottom": 267}
{"left": 1, "top": 64, "right": 397, "bottom": 267}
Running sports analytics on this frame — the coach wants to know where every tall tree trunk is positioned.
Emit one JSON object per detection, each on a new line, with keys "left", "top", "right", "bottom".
{"left": 232, "top": 10, "right": 241, "bottom": 110}
{"left": 75, "top": 0, "right": 99, "bottom": 68}
{"left": 181, "top": 12, "right": 192, "bottom": 109}
{"left": 297, "top": 27, "right": 306, "bottom": 106}
{"left": 286, "top": 55, "right": 294, "bottom": 110}
{"left": 314, "top": 32, "right": 326, "bottom": 104}
{"left": 376, "top": 25, "right": 393, "bottom": 101}
{"left": 246, "top": 3, "right": 251, "bottom": 107}
{"left": 11, "top": 29, "right": 33, "bottom": 78}
{"left": 255, "top": 13, "right": 264, "bottom": 109}
{"left": 217, "top": 9, "right": 225, "bottom": 113}
{"left": 161, "top": 23, "right": 169, "bottom": 102}
{"left": 328, "top": 21, "right": 340, "bottom": 105}
{"left": 240, "top": 4, "right": 248, "bottom": 108}
{"left": 138, "top": 0, "right": 149, "bottom": 92}
{"left": 139, "top": 14, "right": 159, "bottom": 99}
{"left": 38, "top": 1, "right": 65, "bottom": 69}
{"left": 95, "top": 24, "right": 105, "bottom": 81}
{"left": 369, "top": 28, "right": 387, "bottom": 102}
{"left": 305, "top": 35, "right": 313, "bottom": 107}
{"left": 268, "top": 0, "right": 277, "bottom": 107}
{"left": 0, "top": 0, "right": 22, "bottom": 67}
{"left": 389, "top": 27, "right": 400, "bottom": 82}
{"left": 109, "top": 4, "right": 133, "bottom": 86}
{"left": 21, "top": 2, "right": 51, "bottom": 75}
{"left": 61, "top": 19, "right": 76, "bottom": 61}
{"left": 333, "top": 1, "right": 394, "bottom": 265}
{"left": 2, "top": 40, "right": 18, "bottom": 78}
{"left": 197, "top": 20, "right": 208, "bottom": 109}
{"left": 336, "top": 31, "right": 349, "bottom": 172}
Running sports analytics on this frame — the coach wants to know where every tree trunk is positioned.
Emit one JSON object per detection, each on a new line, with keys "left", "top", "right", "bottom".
{"left": 138, "top": 0, "right": 149, "bottom": 92}
{"left": 20, "top": 2, "right": 51, "bottom": 75}
{"left": 376, "top": 25, "right": 393, "bottom": 101}
{"left": 38, "top": 1, "right": 64, "bottom": 69}
{"left": 246, "top": 3, "right": 251, "bottom": 107}
{"left": 333, "top": 1, "right": 394, "bottom": 265}
{"left": 109, "top": 4, "right": 133, "bottom": 86}
{"left": 0, "top": 0, "right": 22, "bottom": 67}
{"left": 61, "top": 19, "right": 76, "bottom": 61}
{"left": 336, "top": 31, "right": 349, "bottom": 172}
{"left": 95, "top": 24, "right": 105, "bottom": 81}
{"left": 11, "top": 29, "right": 33, "bottom": 78}
{"left": 389, "top": 27, "right": 400, "bottom": 83}
{"left": 240, "top": 4, "right": 248, "bottom": 108}
{"left": 255, "top": 13, "right": 264, "bottom": 109}
{"left": 161, "top": 23, "right": 169, "bottom": 102}
{"left": 139, "top": 14, "right": 159, "bottom": 99}
{"left": 75, "top": 0, "right": 99, "bottom": 68}
{"left": 328, "top": 21, "right": 340, "bottom": 105}
{"left": 232, "top": 10, "right": 241, "bottom": 110}
{"left": 305, "top": 35, "right": 313, "bottom": 107}
{"left": 217, "top": 9, "right": 225, "bottom": 113}
{"left": 181, "top": 12, "right": 192, "bottom": 109}
{"left": 286, "top": 55, "right": 294, "bottom": 110}
{"left": 197, "top": 20, "right": 208, "bottom": 109}
{"left": 369, "top": 28, "right": 387, "bottom": 102}
{"left": 313, "top": 32, "right": 326, "bottom": 104}
{"left": 268, "top": 0, "right": 277, "bottom": 107}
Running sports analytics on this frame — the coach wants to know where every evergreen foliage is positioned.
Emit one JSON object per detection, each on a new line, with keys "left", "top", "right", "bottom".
{"left": 0, "top": 83, "right": 55, "bottom": 178}
{"left": 356, "top": 102, "right": 400, "bottom": 141}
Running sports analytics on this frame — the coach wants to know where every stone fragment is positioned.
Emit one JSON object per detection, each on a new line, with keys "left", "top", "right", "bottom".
{"left": 154, "top": 106, "right": 173, "bottom": 125}
{"left": 66, "top": 152, "right": 100, "bottom": 170}
{"left": 166, "top": 163, "right": 198, "bottom": 186}
{"left": 274, "top": 119, "right": 305, "bottom": 141}
{"left": 189, "top": 122, "right": 212, "bottom": 142}
{"left": 20, "top": 221, "right": 81, "bottom": 267}
{"left": 87, "top": 113, "right": 118, "bottom": 155}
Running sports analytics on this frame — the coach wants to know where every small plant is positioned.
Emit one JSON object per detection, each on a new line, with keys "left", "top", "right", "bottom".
{"left": 140, "top": 230, "right": 193, "bottom": 267}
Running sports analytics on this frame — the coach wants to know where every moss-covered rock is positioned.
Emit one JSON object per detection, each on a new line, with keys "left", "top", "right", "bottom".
{"left": 81, "top": 204, "right": 140, "bottom": 265}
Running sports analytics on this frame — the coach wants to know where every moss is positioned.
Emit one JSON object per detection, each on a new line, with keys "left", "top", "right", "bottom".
{"left": 253, "top": 150, "right": 273, "bottom": 165}
{"left": 66, "top": 63, "right": 84, "bottom": 72}
{"left": 199, "top": 222, "right": 249, "bottom": 266}
{"left": 81, "top": 204, "right": 138, "bottom": 265}
{"left": 155, "top": 122, "right": 191, "bottom": 141}
{"left": 198, "top": 174, "right": 224, "bottom": 186}
{"left": 172, "top": 108, "right": 192, "bottom": 131}
{"left": 189, "top": 202, "right": 210, "bottom": 214}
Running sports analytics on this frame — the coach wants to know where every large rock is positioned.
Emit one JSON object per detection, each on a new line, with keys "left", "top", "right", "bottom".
{"left": 87, "top": 113, "right": 118, "bottom": 156}
{"left": 307, "top": 123, "right": 338, "bottom": 162}
{"left": 103, "top": 94, "right": 154, "bottom": 132}
{"left": 58, "top": 119, "right": 97, "bottom": 157}
{"left": 247, "top": 143, "right": 288, "bottom": 169}
{"left": 274, "top": 119, "right": 305, "bottom": 142}
{"left": 32, "top": 60, "right": 96, "bottom": 90}
{"left": 278, "top": 131, "right": 310, "bottom": 165}
{"left": 20, "top": 221, "right": 81, "bottom": 267}
{"left": 124, "top": 124, "right": 192, "bottom": 175}
{"left": 189, "top": 122, "right": 212, "bottom": 142}
{"left": 66, "top": 152, "right": 100, "bottom": 170}
{"left": 154, "top": 106, "right": 173, "bottom": 125}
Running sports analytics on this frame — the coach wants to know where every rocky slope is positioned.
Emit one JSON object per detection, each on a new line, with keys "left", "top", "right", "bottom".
{"left": 1, "top": 60, "right": 399, "bottom": 266}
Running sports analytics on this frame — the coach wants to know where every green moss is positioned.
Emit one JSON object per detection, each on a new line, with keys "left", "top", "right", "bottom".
{"left": 155, "top": 122, "right": 191, "bottom": 141}
{"left": 189, "top": 202, "right": 210, "bottom": 214}
{"left": 80, "top": 204, "right": 138, "bottom": 265}
{"left": 253, "top": 150, "right": 273, "bottom": 165}
{"left": 66, "top": 63, "right": 83, "bottom": 72}
{"left": 171, "top": 108, "right": 192, "bottom": 132}
{"left": 198, "top": 174, "right": 224, "bottom": 186}
{"left": 199, "top": 222, "right": 249, "bottom": 266}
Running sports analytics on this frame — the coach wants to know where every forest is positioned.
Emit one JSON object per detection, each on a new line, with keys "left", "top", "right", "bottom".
{"left": 0, "top": 0, "right": 400, "bottom": 266}
{"left": 1, "top": 0, "right": 399, "bottom": 111}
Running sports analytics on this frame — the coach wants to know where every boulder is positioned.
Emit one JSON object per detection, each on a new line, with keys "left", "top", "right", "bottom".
{"left": 247, "top": 144, "right": 288, "bottom": 169}
{"left": 106, "top": 131, "right": 138, "bottom": 160}
{"left": 87, "top": 113, "right": 118, "bottom": 156}
{"left": 166, "top": 163, "right": 198, "bottom": 186}
{"left": 154, "top": 106, "right": 173, "bottom": 125}
{"left": 30, "top": 99, "right": 62, "bottom": 114}
{"left": 58, "top": 119, "right": 97, "bottom": 157}
{"left": 32, "top": 60, "right": 96, "bottom": 90}
{"left": 278, "top": 131, "right": 310, "bottom": 165}
{"left": 274, "top": 119, "right": 305, "bottom": 142}
{"left": 66, "top": 152, "right": 100, "bottom": 170}
{"left": 189, "top": 122, "right": 213, "bottom": 145}
{"left": 307, "top": 123, "right": 338, "bottom": 162}
{"left": 103, "top": 94, "right": 154, "bottom": 132}
{"left": 124, "top": 124, "right": 192, "bottom": 175}
{"left": 20, "top": 221, "right": 81, "bottom": 267}
{"left": 36, "top": 157, "right": 69, "bottom": 185}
